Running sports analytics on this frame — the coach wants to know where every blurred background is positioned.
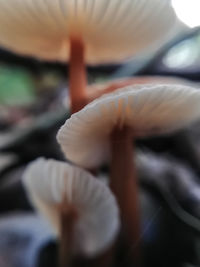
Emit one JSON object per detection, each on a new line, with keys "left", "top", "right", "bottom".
{"left": 1, "top": 1, "right": 200, "bottom": 267}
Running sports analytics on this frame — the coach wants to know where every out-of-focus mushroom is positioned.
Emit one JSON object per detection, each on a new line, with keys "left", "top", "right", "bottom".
{"left": 87, "top": 75, "right": 199, "bottom": 101}
{"left": 0, "top": 0, "right": 177, "bottom": 112}
{"left": 0, "top": 0, "right": 177, "bottom": 63}
{"left": 23, "top": 158, "right": 119, "bottom": 266}
{"left": 57, "top": 83, "right": 200, "bottom": 262}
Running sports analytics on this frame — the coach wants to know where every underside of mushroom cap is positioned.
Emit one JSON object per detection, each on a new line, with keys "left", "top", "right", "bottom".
{"left": 22, "top": 158, "right": 120, "bottom": 256}
{"left": 57, "top": 84, "right": 200, "bottom": 168}
{"left": 0, "top": 0, "right": 176, "bottom": 63}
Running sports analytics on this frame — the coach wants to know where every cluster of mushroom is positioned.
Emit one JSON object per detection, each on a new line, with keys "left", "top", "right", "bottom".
{"left": 1, "top": 0, "right": 200, "bottom": 266}
{"left": 57, "top": 83, "right": 200, "bottom": 262}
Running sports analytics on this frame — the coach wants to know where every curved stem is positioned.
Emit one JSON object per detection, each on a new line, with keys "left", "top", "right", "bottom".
{"left": 59, "top": 204, "right": 78, "bottom": 267}
{"left": 110, "top": 126, "right": 141, "bottom": 265}
{"left": 69, "top": 38, "right": 87, "bottom": 113}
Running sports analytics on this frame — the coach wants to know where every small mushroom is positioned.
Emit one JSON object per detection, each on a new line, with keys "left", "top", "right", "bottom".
{"left": 57, "top": 83, "right": 200, "bottom": 262}
{"left": 87, "top": 75, "right": 198, "bottom": 102}
{"left": 0, "top": 0, "right": 177, "bottom": 112}
{"left": 23, "top": 158, "right": 120, "bottom": 265}
{"left": 57, "top": 84, "right": 200, "bottom": 168}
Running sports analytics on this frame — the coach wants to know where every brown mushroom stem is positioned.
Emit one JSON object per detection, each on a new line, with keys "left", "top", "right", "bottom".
{"left": 69, "top": 38, "right": 87, "bottom": 113}
{"left": 59, "top": 203, "right": 78, "bottom": 267}
{"left": 110, "top": 126, "right": 141, "bottom": 265}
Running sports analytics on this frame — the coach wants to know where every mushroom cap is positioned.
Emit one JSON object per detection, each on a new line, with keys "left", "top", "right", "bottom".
{"left": 57, "top": 84, "right": 200, "bottom": 168}
{"left": 89, "top": 76, "right": 199, "bottom": 92}
{"left": 88, "top": 75, "right": 199, "bottom": 100}
{"left": 0, "top": 0, "right": 176, "bottom": 64}
{"left": 23, "top": 158, "right": 120, "bottom": 256}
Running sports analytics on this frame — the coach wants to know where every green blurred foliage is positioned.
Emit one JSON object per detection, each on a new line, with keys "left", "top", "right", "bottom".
{"left": 0, "top": 65, "right": 36, "bottom": 107}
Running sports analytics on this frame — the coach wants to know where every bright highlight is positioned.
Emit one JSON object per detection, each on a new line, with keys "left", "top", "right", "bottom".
{"left": 172, "top": 0, "right": 200, "bottom": 28}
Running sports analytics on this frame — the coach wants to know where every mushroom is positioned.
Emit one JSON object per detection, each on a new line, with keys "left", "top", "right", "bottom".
{"left": 23, "top": 158, "right": 120, "bottom": 266}
{"left": 87, "top": 75, "right": 198, "bottom": 101}
{"left": 0, "top": 0, "right": 177, "bottom": 112}
{"left": 57, "top": 83, "right": 200, "bottom": 261}
{"left": 57, "top": 84, "right": 200, "bottom": 168}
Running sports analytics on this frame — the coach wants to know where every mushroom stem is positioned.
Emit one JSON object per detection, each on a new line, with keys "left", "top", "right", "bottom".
{"left": 110, "top": 126, "right": 141, "bottom": 265}
{"left": 69, "top": 38, "right": 87, "bottom": 113}
{"left": 59, "top": 203, "right": 78, "bottom": 267}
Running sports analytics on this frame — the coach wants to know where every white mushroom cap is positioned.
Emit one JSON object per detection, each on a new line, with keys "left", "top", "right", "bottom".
{"left": 88, "top": 76, "right": 200, "bottom": 92}
{"left": 57, "top": 84, "right": 200, "bottom": 168}
{"left": 23, "top": 158, "right": 120, "bottom": 256}
{"left": 88, "top": 76, "right": 200, "bottom": 100}
{"left": 0, "top": 0, "right": 176, "bottom": 64}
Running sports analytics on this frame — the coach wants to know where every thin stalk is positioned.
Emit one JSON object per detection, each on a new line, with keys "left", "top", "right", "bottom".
{"left": 69, "top": 38, "right": 87, "bottom": 113}
{"left": 110, "top": 126, "right": 141, "bottom": 266}
{"left": 59, "top": 203, "right": 78, "bottom": 267}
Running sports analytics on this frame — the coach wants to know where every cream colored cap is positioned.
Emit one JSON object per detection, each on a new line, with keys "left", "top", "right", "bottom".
{"left": 57, "top": 84, "right": 200, "bottom": 168}
{"left": 23, "top": 158, "right": 120, "bottom": 256}
{"left": 0, "top": 0, "right": 176, "bottom": 64}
